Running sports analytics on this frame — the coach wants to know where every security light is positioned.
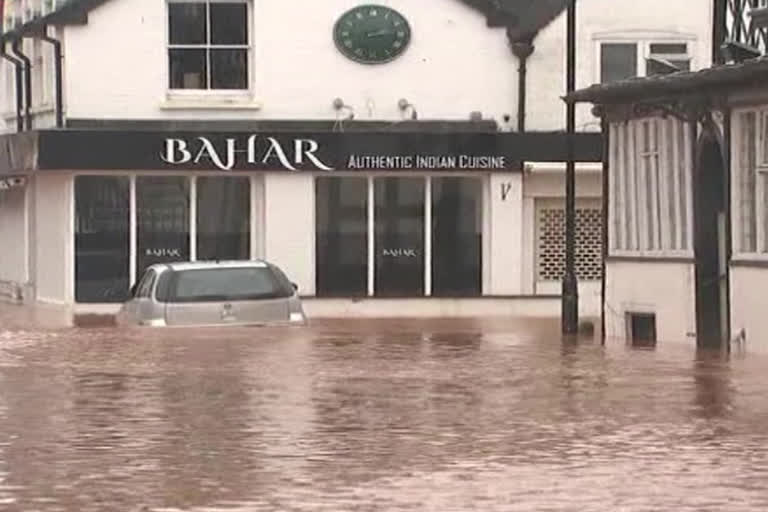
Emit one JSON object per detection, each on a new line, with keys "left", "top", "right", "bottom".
{"left": 398, "top": 99, "right": 418, "bottom": 120}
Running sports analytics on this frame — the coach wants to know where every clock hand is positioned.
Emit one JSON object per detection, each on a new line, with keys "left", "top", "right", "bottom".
{"left": 366, "top": 29, "right": 390, "bottom": 37}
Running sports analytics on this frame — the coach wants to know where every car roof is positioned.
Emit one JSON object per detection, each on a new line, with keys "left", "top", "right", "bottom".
{"left": 147, "top": 260, "right": 271, "bottom": 273}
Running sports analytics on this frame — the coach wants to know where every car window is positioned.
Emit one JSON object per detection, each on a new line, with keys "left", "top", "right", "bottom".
{"left": 169, "top": 267, "right": 293, "bottom": 302}
{"left": 135, "top": 269, "right": 157, "bottom": 298}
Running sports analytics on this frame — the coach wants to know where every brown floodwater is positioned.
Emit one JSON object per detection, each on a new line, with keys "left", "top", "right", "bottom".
{"left": 0, "top": 317, "right": 767, "bottom": 511}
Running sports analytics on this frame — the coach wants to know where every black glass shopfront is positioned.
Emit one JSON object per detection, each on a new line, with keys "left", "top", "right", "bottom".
{"left": 315, "top": 176, "right": 482, "bottom": 297}
{"left": 137, "top": 176, "right": 191, "bottom": 274}
{"left": 75, "top": 176, "right": 131, "bottom": 303}
{"left": 375, "top": 177, "right": 425, "bottom": 296}
{"left": 196, "top": 177, "right": 250, "bottom": 261}
{"left": 315, "top": 177, "right": 367, "bottom": 296}
{"left": 431, "top": 177, "right": 482, "bottom": 296}
{"left": 74, "top": 175, "right": 252, "bottom": 303}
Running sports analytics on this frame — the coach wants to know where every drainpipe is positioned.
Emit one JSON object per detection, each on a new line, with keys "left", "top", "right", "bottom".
{"left": 510, "top": 40, "right": 534, "bottom": 132}
{"left": 39, "top": 26, "right": 64, "bottom": 128}
{"left": 10, "top": 37, "right": 32, "bottom": 131}
{"left": 0, "top": 44, "right": 24, "bottom": 132}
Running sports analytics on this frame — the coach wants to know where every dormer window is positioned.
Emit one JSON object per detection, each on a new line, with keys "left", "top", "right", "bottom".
{"left": 167, "top": 0, "right": 249, "bottom": 90}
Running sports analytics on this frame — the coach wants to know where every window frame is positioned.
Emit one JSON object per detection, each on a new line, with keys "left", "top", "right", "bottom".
{"left": 71, "top": 171, "right": 262, "bottom": 303}
{"left": 314, "top": 173, "right": 486, "bottom": 298}
{"left": 608, "top": 116, "right": 694, "bottom": 259}
{"left": 732, "top": 107, "right": 768, "bottom": 260}
{"left": 595, "top": 33, "right": 696, "bottom": 84}
{"left": 165, "top": 0, "right": 252, "bottom": 95}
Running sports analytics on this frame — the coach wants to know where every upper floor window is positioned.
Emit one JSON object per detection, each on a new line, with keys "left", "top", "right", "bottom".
{"left": 734, "top": 108, "right": 768, "bottom": 256}
{"left": 167, "top": 0, "right": 249, "bottom": 90}
{"left": 599, "top": 40, "right": 692, "bottom": 84}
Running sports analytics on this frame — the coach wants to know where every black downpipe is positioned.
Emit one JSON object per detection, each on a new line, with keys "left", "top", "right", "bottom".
{"left": 510, "top": 41, "right": 534, "bottom": 132}
{"left": 712, "top": 0, "right": 727, "bottom": 65}
{"left": 0, "top": 46, "right": 24, "bottom": 132}
{"left": 10, "top": 38, "right": 32, "bottom": 131}
{"left": 40, "top": 27, "right": 64, "bottom": 128}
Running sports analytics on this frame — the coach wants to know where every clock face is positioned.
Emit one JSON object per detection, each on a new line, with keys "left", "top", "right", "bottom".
{"left": 333, "top": 5, "right": 412, "bottom": 64}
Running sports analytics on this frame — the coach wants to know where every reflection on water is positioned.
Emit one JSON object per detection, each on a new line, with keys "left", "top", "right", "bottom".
{"left": 0, "top": 318, "right": 767, "bottom": 511}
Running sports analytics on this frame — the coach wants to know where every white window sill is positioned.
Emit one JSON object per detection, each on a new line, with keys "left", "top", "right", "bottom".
{"left": 160, "top": 93, "right": 262, "bottom": 111}
{"left": 608, "top": 250, "right": 694, "bottom": 260}
{"left": 731, "top": 253, "right": 768, "bottom": 263}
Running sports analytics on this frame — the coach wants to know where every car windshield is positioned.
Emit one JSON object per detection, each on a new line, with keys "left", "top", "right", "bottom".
{"left": 169, "top": 267, "right": 292, "bottom": 302}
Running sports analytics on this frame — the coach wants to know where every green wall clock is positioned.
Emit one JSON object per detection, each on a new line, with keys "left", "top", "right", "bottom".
{"left": 333, "top": 5, "right": 412, "bottom": 64}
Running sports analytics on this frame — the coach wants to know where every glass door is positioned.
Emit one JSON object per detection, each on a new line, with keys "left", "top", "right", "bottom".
{"left": 374, "top": 177, "right": 424, "bottom": 296}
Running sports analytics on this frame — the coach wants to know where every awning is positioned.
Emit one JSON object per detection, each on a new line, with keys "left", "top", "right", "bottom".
{"left": 0, "top": 124, "right": 603, "bottom": 175}
{"left": 565, "top": 56, "right": 768, "bottom": 104}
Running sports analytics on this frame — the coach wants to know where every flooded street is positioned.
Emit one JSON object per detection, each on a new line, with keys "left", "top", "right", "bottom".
{"left": 0, "top": 318, "right": 767, "bottom": 511}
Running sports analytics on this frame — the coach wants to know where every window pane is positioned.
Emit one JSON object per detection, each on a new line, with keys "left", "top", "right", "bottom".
{"left": 600, "top": 43, "right": 637, "bottom": 83}
{"left": 375, "top": 177, "right": 424, "bottom": 297}
{"left": 210, "top": 49, "right": 248, "bottom": 89}
{"left": 168, "top": 3, "right": 206, "bottom": 45}
{"left": 75, "top": 176, "right": 130, "bottom": 303}
{"left": 137, "top": 177, "right": 190, "bottom": 276}
{"left": 169, "top": 49, "right": 207, "bottom": 89}
{"left": 740, "top": 112, "right": 757, "bottom": 252}
{"left": 210, "top": 3, "right": 248, "bottom": 44}
{"left": 315, "top": 177, "right": 367, "bottom": 296}
{"left": 649, "top": 43, "right": 687, "bottom": 54}
{"left": 170, "top": 267, "right": 291, "bottom": 302}
{"left": 667, "top": 59, "right": 691, "bottom": 71}
{"left": 196, "top": 177, "right": 250, "bottom": 261}
{"left": 763, "top": 173, "right": 768, "bottom": 253}
{"left": 431, "top": 178, "right": 482, "bottom": 296}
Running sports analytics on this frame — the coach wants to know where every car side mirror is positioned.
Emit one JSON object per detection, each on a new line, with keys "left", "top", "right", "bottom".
{"left": 291, "top": 282, "right": 298, "bottom": 291}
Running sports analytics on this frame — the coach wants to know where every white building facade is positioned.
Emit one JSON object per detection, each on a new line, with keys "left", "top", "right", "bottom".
{"left": 569, "top": 1, "right": 768, "bottom": 350}
{"left": 0, "top": 0, "right": 713, "bottom": 322}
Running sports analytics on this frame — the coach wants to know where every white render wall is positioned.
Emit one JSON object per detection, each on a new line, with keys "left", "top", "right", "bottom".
{"left": 604, "top": 260, "right": 696, "bottom": 344}
{"left": 486, "top": 173, "right": 523, "bottom": 295}
{"left": 34, "top": 174, "right": 73, "bottom": 304}
{"left": 0, "top": 187, "right": 28, "bottom": 285}
{"left": 60, "top": 0, "right": 516, "bottom": 123}
{"left": 730, "top": 267, "right": 768, "bottom": 353}
{"left": 531, "top": 0, "right": 713, "bottom": 131}
{"left": 0, "top": 0, "right": 712, "bottom": 131}
{"left": 263, "top": 173, "right": 316, "bottom": 296}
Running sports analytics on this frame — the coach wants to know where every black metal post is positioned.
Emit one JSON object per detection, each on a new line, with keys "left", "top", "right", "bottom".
{"left": 562, "top": 0, "right": 578, "bottom": 334}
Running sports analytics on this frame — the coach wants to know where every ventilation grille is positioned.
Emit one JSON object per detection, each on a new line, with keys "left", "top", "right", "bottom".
{"left": 537, "top": 205, "right": 603, "bottom": 281}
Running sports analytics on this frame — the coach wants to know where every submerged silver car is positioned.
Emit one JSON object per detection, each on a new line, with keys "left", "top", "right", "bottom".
{"left": 117, "top": 260, "right": 307, "bottom": 327}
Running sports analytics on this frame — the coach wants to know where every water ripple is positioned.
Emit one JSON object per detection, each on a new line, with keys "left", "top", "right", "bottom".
{"left": 0, "top": 320, "right": 765, "bottom": 510}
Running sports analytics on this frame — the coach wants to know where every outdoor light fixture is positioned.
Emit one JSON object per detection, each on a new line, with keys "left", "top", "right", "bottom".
{"left": 332, "top": 97, "right": 355, "bottom": 120}
{"left": 0, "top": 177, "right": 26, "bottom": 191}
{"left": 720, "top": 40, "right": 761, "bottom": 63}
{"left": 398, "top": 98, "right": 418, "bottom": 120}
